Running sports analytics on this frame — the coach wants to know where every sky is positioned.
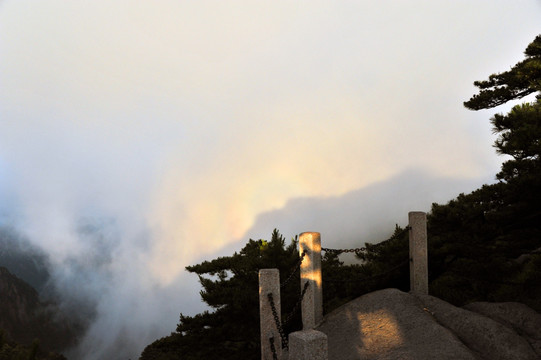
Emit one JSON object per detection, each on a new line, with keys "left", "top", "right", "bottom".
{"left": 1, "top": 1, "right": 540, "bottom": 359}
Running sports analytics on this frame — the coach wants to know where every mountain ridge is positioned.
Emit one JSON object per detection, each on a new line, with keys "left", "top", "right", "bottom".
{"left": 0, "top": 265, "right": 79, "bottom": 354}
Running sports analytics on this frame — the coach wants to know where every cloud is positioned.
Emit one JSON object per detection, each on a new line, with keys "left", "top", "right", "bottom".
{"left": 1, "top": 1, "right": 540, "bottom": 359}
{"left": 216, "top": 168, "right": 493, "bottom": 257}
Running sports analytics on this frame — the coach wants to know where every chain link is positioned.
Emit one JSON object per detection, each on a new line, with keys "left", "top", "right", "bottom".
{"left": 269, "top": 337, "right": 278, "bottom": 360}
{"left": 263, "top": 225, "right": 412, "bottom": 356}
{"left": 280, "top": 251, "right": 307, "bottom": 289}
{"left": 282, "top": 281, "right": 310, "bottom": 327}
{"left": 267, "top": 281, "right": 310, "bottom": 353}
{"left": 321, "top": 247, "right": 366, "bottom": 255}
{"left": 267, "top": 293, "right": 289, "bottom": 350}
{"left": 322, "top": 226, "right": 411, "bottom": 255}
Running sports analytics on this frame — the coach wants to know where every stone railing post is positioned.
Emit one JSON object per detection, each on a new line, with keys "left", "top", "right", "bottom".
{"left": 288, "top": 329, "right": 328, "bottom": 360}
{"left": 299, "top": 232, "right": 323, "bottom": 329}
{"left": 259, "top": 269, "right": 284, "bottom": 360}
{"left": 409, "top": 211, "right": 428, "bottom": 295}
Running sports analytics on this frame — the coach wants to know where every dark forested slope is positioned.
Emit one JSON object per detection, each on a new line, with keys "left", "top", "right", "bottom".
{"left": 0, "top": 227, "right": 84, "bottom": 359}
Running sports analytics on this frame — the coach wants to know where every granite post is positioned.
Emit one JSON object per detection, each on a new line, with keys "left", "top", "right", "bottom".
{"left": 288, "top": 330, "right": 328, "bottom": 360}
{"left": 259, "top": 269, "right": 284, "bottom": 360}
{"left": 299, "top": 232, "right": 323, "bottom": 329}
{"left": 409, "top": 211, "right": 428, "bottom": 295}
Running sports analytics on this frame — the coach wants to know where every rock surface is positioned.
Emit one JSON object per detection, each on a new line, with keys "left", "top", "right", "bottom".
{"left": 0, "top": 266, "right": 78, "bottom": 352}
{"left": 415, "top": 293, "right": 538, "bottom": 360}
{"left": 463, "top": 301, "right": 541, "bottom": 357}
{"left": 315, "top": 288, "right": 540, "bottom": 360}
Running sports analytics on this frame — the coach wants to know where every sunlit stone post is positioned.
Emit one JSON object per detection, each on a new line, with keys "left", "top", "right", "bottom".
{"left": 299, "top": 232, "right": 323, "bottom": 329}
{"left": 409, "top": 211, "right": 428, "bottom": 295}
{"left": 259, "top": 269, "right": 284, "bottom": 360}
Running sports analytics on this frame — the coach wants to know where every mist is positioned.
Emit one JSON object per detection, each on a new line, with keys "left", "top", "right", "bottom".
{"left": 1, "top": 1, "right": 541, "bottom": 359}
{"left": 0, "top": 168, "right": 493, "bottom": 360}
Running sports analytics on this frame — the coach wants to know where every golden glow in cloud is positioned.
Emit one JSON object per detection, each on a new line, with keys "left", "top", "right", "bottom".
{"left": 2, "top": 1, "right": 541, "bottom": 284}
{"left": 2, "top": 2, "right": 541, "bottom": 359}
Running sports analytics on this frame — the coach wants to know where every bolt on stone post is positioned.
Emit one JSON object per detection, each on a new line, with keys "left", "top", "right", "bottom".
{"left": 299, "top": 232, "right": 323, "bottom": 329}
{"left": 409, "top": 211, "right": 428, "bottom": 295}
{"left": 259, "top": 269, "right": 285, "bottom": 360}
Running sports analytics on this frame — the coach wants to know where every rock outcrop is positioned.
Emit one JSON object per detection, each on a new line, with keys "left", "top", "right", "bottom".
{"left": 315, "top": 288, "right": 541, "bottom": 360}
{"left": 463, "top": 301, "right": 541, "bottom": 357}
{"left": 0, "top": 266, "right": 78, "bottom": 353}
{"left": 0, "top": 266, "right": 42, "bottom": 341}
{"left": 0, "top": 226, "right": 51, "bottom": 292}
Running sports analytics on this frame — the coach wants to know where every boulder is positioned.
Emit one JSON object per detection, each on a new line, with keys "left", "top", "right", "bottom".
{"left": 316, "top": 288, "right": 476, "bottom": 360}
{"left": 315, "top": 288, "right": 540, "bottom": 360}
{"left": 414, "top": 293, "right": 538, "bottom": 360}
{"left": 463, "top": 301, "right": 541, "bottom": 357}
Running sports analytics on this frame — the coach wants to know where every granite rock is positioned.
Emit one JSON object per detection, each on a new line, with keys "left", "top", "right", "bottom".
{"left": 314, "top": 288, "right": 540, "bottom": 360}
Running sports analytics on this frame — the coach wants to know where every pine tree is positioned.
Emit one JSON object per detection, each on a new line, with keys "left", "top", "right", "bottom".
{"left": 464, "top": 35, "right": 541, "bottom": 110}
{"left": 140, "top": 230, "right": 304, "bottom": 360}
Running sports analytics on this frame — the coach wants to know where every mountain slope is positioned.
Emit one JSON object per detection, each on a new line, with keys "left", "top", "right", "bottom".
{"left": 0, "top": 266, "right": 79, "bottom": 354}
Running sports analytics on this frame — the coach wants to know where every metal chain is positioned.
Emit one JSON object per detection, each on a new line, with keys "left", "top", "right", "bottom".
{"left": 321, "top": 247, "right": 366, "bottom": 255}
{"left": 267, "top": 293, "right": 289, "bottom": 350}
{"left": 269, "top": 337, "right": 278, "bottom": 360}
{"left": 282, "top": 281, "right": 310, "bottom": 327}
{"left": 322, "top": 226, "right": 411, "bottom": 255}
{"left": 263, "top": 226, "right": 412, "bottom": 356}
{"left": 280, "top": 251, "right": 307, "bottom": 289}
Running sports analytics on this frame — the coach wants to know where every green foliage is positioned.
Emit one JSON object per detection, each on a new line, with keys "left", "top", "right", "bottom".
{"left": 493, "top": 101, "right": 541, "bottom": 160}
{"left": 138, "top": 333, "right": 184, "bottom": 360}
{"left": 0, "top": 334, "right": 66, "bottom": 360}
{"left": 492, "top": 99, "right": 541, "bottom": 187}
{"left": 464, "top": 35, "right": 541, "bottom": 110}
{"left": 321, "top": 226, "right": 410, "bottom": 313}
{"left": 140, "top": 229, "right": 304, "bottom": 360}
{"left": 139, "top": 228, "right": 413, "bottom": 359}
{"left": 426, "top": 182, "right": 541, "bottom": 310}
{"left": 322, "top": 33, "right": 541, "bottom": 313}
{"left": 424, "top": 34, "right": 541, "bottom": 309}
{"left": 465, "top": 35, "right": 541, "bottom": 192}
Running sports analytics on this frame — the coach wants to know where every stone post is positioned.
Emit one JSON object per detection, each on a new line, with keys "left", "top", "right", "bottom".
{"left": 409, "top": 211, "right": 428, "bottom": 295}
{"left": 288, "top": 329, "right": 328, "bottom": 360}
{"left": 299, "top": 232, "right": 323, "bottom": 329}
{"left": 259, "top": 269, "right": 284, "bottom": 360}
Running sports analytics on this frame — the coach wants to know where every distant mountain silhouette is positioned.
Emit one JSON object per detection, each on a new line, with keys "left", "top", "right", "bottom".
{"left": 0, "top": 266, "right": 79, "bottom": 353}
{"left": 0, "top": 226, "right": 51, "bottom": 292}
{"left": 0, "top": 226, "right": 85, "bottom": 355}
{"left": 211, "top": 169, "right": 490, "bottom": 259}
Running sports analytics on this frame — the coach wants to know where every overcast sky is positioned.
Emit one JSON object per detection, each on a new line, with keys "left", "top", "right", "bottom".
{"left": 1, "top": 1, "right": 541, "bottom": 359}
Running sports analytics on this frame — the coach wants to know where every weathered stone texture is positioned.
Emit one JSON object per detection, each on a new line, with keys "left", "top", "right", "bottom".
{"left": 316, "top": 288, "right": 476, "bottom": 360}
{"left": 464, "top": 301, "right": 541, "bottom": 357}
{"left": 408, "top": 211, "right": 428, "bottom": 295}
{"left": 259, "top": 269, "right": 284, "bottom": 360}
{"left": 314, "top": 288, "right": 541, "bottom": 360}
{"left": 299, "top": 232, "right": 323, "bottom": 329}
{"left": 415, "top": 293, "right": 539, "bottom": 360}
{"left": 288, "top": 330, "right": 328, "bottom": 360}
